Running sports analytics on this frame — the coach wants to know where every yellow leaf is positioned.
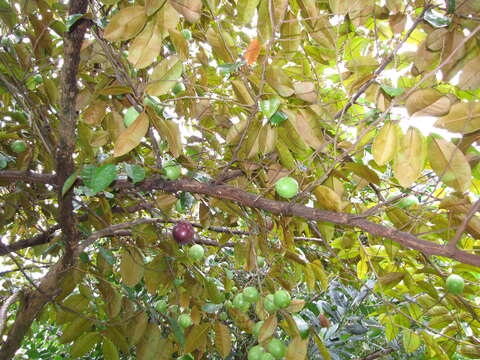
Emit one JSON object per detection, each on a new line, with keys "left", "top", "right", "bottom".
{"left": 70, "top": 332, "right": 100, "bottom": 358}
{"left": 286, "top": 336, "right": 308, "bottom": 360}
{"left": 214, "top": 321, "right": 232, "bottom": 359}
{"left": 356, "top": 259, "right": 368, "bottom": 280}
{"left": 403, "top": 329, "right": 421, "bottom": 353}
{"left": 102, "top": 338, "right": 120, "bottom": 360}
{"left": 313, "top": 185, "right": 342, "bottom": 212}
{"left": 393, "top": 127, "right": 426, "bottom": 188}
{"left": 231, "top": 79, "right": 255, "bottom": 106}
{"left": 184, "top": 323, "right": 210, "bottom": 354}
{"left": 113, "top": 111, "right": 149, "bottom": 157}
{"left": 104, "top": 6, "right": 147, "bottom": 42}
{"left": 428, "top": 137, "right": 472, "bottom": 192}
{"left": 146, "top": 55, "right": 183, "bottom": 96}
{"left": 434, "top": 102, "right": 480, "bottom": 134}
{"left": 259, "top": 315, "right": 277, "bottom": 343}
{"left": 237, "top": 0, "right": 260, "bottom": 24}
{"left": 169, "top": 0, "right": 202, "bottom": 23}
{"left": 137, "top": 323, "right": 161, "bottom": 360}
{"left": 120, "top": 247, "right": 144, "bottom": 287}
{"left": 405, "top": 88, "right": 450, "bottom": 117}
{"left": 372, "top": 121, "right": 398, "bottom": 166}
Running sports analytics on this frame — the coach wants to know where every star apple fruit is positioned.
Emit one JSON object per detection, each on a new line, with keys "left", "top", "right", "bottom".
{"left": 275, "top": 177, "right": 299, "bottom": 199}
{"left": 10, "top": 140, "right": 27, "bottom": 153}
{"left": 446, "top": 274, "right": 464, "bottom": 294}
{"left": 273, "top": 290, "right": 291, "bottom": 308}
{"left": 178, "top": 314, "right": 193, "bottom": 328}
{"left": 172, "top": 221, "right": 195, "bottom": 245}
{"left": 188, "top": 244, "right": 204, "bottom": 261}
{"left": 243, "top": 287, "right": 259, "bottom": 303}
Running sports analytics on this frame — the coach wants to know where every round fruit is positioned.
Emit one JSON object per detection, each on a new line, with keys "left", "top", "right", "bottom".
{"left": 10, "top": 140, "right": 26, "bottom": 153}
{"left": 275, "top": 177, "right": 299, "bottom": 199}
{"left": 0, "top": 155, "right": 7, "bottom": 169}
{"left": 219, "top": 312, "right": 228, "bottom": 321}
{"left": 248, "top": 345, "right": 265, "bottom": 360}
{"left": 182, "top": 29, "right": 192, "bottom": 40}
{"left": 155, "top": 299, "right": 168, "bottom": 313}
{"left": 124, "top": 106, "right": 139, "bottom": 127}
{"left": 233, "top": 293, "right": 247, "bottom": 309}
{"left": 170, "top": 304, "right": 179, "bottom": 314}
{"left": 172, "top": 82, "right": 186, "bottom": 95}
{"left": 263, "top": 294, "right": 278, "bottom": 313}
{"left": 164, "top": 165, "right": 181, "bottom": 180}
{"left": 188, "top": 244, "right": 204, "bottom": 261}
{"left": 257, "top": 256, "right": 265, "bottom": 267}
{"left": 243, "top": 287, "right": 259, "bottom": 303}
{"left": 231, "top": 286, "right": 238, "bottom": 293}
{"left": 239, "top": 301, "right": 250, "bottom": 313}
{"left": 397, "top": 195, "right": 419, "bottom": 209}
{"left": 178, "top": 314, "right": 193, "bottom": 328}
{"left": 225, "top": 269, "right": 234, "bottom": 280}
{"left": 172, "top": 221, "right": 195, "bottom": 245}
{"left": 224, "top": 300, "right": 233, "bottom": 308}
{"left": 267, "top": 339, "right": 286, "bottom": 359}
{"left": 273, "top": 290, "right": 291, "bottom": 309}
{"left": 253, "top": 321, "right": 264, "bottom": 337}
{"left": 446, "top": 274, "right": 464, "bottom": 294}
{"left": 261, "top": 353, "right": 275, "bottom": 360}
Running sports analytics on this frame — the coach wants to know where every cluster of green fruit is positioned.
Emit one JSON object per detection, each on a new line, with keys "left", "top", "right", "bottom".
{"left": 155, "top": 300, "right": 193, "bottom": 329}
{"left": 230, "top": 288, "right": 292, "bottom": 314}
{"left": 248, "top": 339, "right": 286, "bottom": 360}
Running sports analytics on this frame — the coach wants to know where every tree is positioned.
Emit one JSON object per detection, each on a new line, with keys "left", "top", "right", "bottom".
{"left": 1, "top": 0, "right": 480, "bottom": 359}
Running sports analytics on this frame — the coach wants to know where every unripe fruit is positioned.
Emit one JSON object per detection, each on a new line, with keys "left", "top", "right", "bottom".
{"left": 233, "top": 293, "right": 247, "bottom": 309}
{"left": 219, "top": 312, "right": 228, "bottom": 321}
{"left": 172, "top": 82, "right": 186, "bottom": 95}
{"left": 273, "top": 290, "right": 291, "bottom": 308}
{"left": 0, "top": 156, "right": 7, "bottom": 169}
{"left": 263, "top": 294, "right": 278, "bottom": 313}
{"left": 267, "top": 338, "right": 286, "bottom": 359}
{"left": 397, "top": 195, "right": 419, "bottom": 209}
{"left": 172, "top": 221, "right": 195, "bottom": 245}
{"left": 257, "top": 256, "right": 265, "bottom": 267}
{"left": 275, "top": 177, "right": 299, "bottom": 199}
{"left": 163, "top": 165, "right": 181, "bottom": 180}
{"left": 188, "top": 244, "right": 204, "bottom": 261}
{"left": 446, "top": 274, "right": 464, "bottom": 294}
{"left": 225, "top": 269, "right": 234, "bottom": 280}
{"left": 182, "top": 29, "right": 192, "bottom": 40}
{"left": 253, "top": 321, "right": 264, "bottom": 337}
{"left": 243, "top": 287, "right": 259, "bottom": 303}
{"left": 248, "top": 345, "right": 265, "bottom": 360}
{"left": 10, "top": 140, "right": 27, "bottom": 153}
{"left": 231, "top": 286, "right": 238, "bottom": 292}
{"left": 261, "top": 353, "right": 275, "bottom": 360}
{"left": 155, "top": 299, "right": 168, "bottom": 313}
{"left": 178, "top": 314, "right": 193, "bottom": 328}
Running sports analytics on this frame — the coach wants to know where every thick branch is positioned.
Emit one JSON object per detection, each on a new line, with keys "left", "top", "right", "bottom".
{"left": 0, "top": 171, "right": 56, "bottom": 184}
{"left": 0, "top": 225, "right": 60, "bottom": 255}
{"left": 0, "top": 292, "right": 20, "bottom": 338}
{"left": 115, "top": 177, "right": 480, "bottom": 267}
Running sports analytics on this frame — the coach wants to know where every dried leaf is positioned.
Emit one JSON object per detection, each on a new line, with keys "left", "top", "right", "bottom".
{"left": 393, "top": 127, "right": 426, "bottom": 188}
{"left": 245, "top": 39, "right": 260, "bottom": 65}
{"left": 214, "top": 321, "right": 232, "bottom": 358}
{"left": 120, "top": 246, "right": 144, "bottom": 287}
{"left": 169, "top": 0, "right": 202, "bottom": 23}
{"left": 104, "top": 6, "right": 147, "bottom": 42}
{"left": 434, "top": 102, "right": 480, "bottom": 134}
{"left": 113, "top": 111, "right": 149, "bottom": 157}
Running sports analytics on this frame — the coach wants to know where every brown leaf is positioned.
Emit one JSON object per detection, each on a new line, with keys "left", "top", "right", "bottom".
{"left": 245, "top": 39, "right": 260, "bottom": 65}
{"left": 104, "top": 6, "right": 147, "bottom": 42}
{"left": 214, "top": 321, "right": 232, "bottom": 359}
{"left": 113, "top": 111, "right": 149, "bottom": 157}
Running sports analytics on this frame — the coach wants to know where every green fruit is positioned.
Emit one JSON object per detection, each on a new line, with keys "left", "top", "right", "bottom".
{"left": 267, "top": 338, "right": 286, "bottom": 359}
{"left": 248, "top": 345, "right": 265, "bottom": 360}
{"left": 239, "top": 301, "right": 250, "bottom": 313}
{"left": 170, "top": 304, "right": 179, "bottom": 314}
{"left": 225, "top": 269, "right": 234, "bottom": 280}
{"left": 253, "top": 321, "right": 264, "bottom": 337}
{"left": 243, "top": 287, "right": 259, "bottom": 303}
{"left": 257, "top": 256, "right": 265, "bottom": 267}
{"left": 233, "top": 293, "right": 247, "bottom": 309}
{"left": 275, "top": 177, "right": 299, "bottom": 199}
{"left": 0, "top": 155, "right": 7, "bottom": 169}
{"left": 231, "top": 286, "right": 238, "bottom": 293}
{"left": 33, "top": 74, "right": 43, "bottom": 84}
{"left": 124, "top": 107, "right": 139, "bottom": 127}
{"left": 182, "top": 29, "right": 192, "bottom": 40}
{"left": 178, "top": 314, "right": 193, "bottom": 328}
{"left": 219, "top": 312, "right": 228, "bottom": 321}
{"left": 264, "top": 294, "right": 278, "bottom": 313}
{"left": 224, "top": 300, "right": 233, "bottom": 308}
{"left": 273, "top": 290, "right": 291, "bottom": 308}
{"left": 446, "top": 274, "right": 464, "bottom": 294}
{"left": 261, "top": 353, "right": 275, "bottom": 360}
{"left": 172, "top": 82, "right": 186, "bottom": 95}
{"left": 188, "top": 244, "right": 204, "bottom": 261}
{"left": 164, "top": 165, "right": 181, "bottom": 180}
{"left": 397, "top": 195, "right": 419, "bottom": 209}
{"left": 155, "top": 299, "right": 168, "bottom": 313}
{"left": 173, "top": 279, "right": 184, "bottom": 287}
{"left": 10, "top": 140, "right": 26, "bottom": 153}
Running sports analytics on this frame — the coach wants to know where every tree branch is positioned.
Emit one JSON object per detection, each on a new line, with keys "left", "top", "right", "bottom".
{"left": 0, "top": 171, "right": 56, "bottom": 184}
{"left": 0, "top": 292, "right": 20, "bottom": 338}
{"left": 448, "top": 199, "right": 480, "bottom": 251}
{"left": 0, "top": 225, "right": 60, "bottom": 255}
{"left": 114, "top": 176, "right": 480, "bottom": 267}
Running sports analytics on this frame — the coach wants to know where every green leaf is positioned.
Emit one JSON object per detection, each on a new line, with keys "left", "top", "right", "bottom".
{"left": 125, "top": 163, "right": 145, "bottom": 184}
{"left": 424, "top": 9, "right": 451, "bottom": 28}
{"left": 260, "top": 97, "right": 281, "bottom": 119}
{"left": 269, "top": 110, "right": 288, "bottom": 126}
{"left": 81, "top": 164, "right": 117, "bottom": 193}
{"left": 98, "top": 246, "right": 116, "bottom": 266}
{"left": 446, "top": 0, "right": 456, "bottom": 14}
{"left": 65, "top": 14, "right": 84, "bottom": 32}
{"left": 62, "top": 169, "right": 80, "bottom": 197}
{"left": 380, "top": 84, "right": 404, "bottom": 97}
{"left": 166, "top": 315, "right": 185, "bottom": 346}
